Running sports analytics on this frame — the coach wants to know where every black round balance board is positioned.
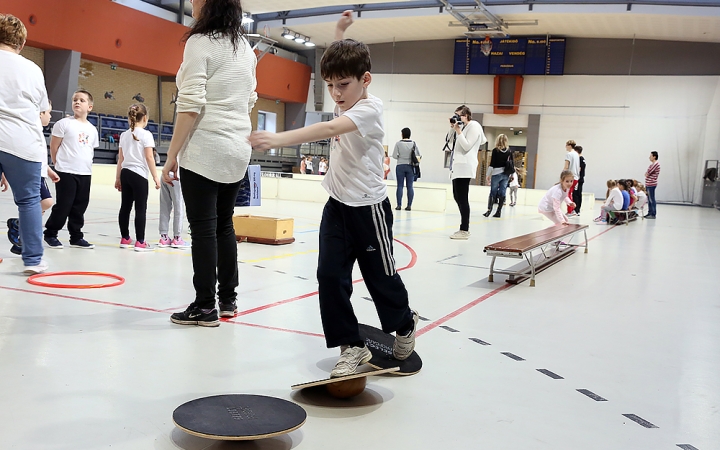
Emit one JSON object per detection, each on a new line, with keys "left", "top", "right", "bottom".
{"left": 358, "top": 324, "right": 422, "bottom": 375}
{"left": 173, "top": 394, "right": 306, "bottom": 440}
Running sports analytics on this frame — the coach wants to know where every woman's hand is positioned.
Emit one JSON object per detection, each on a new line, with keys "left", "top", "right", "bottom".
{"left": 114, "top": 179, "right": 122, "bottom": 192}
{"left": 453, "top": 122, "right": 462, "bottom": 133}
{"left": 162, "top": 158, "right": 179, "bottom": 186}
{"left": 0, "top": 174, "right": 7, "bottom": 192}
{"left": 47, "top": 168, "right": 60, "bottom": 183}
{"left": 153, "top": 177, "right": 161, "bottom": 190}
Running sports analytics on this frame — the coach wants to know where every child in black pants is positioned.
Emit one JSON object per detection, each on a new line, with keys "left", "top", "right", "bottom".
{"left": 250, "top": 11, "right": 418, "bottom": 377}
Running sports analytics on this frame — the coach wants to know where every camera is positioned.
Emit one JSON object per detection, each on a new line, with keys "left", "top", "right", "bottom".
{"left": 449, "top": 114, "right": 462, "bottom": 125}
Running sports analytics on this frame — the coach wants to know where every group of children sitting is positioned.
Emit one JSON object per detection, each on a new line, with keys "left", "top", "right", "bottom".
{"left": 594, "top": 178, "right": 648, "bottom": 224}
{"left": 538, "top": 170, "right": 648, "bottom": 226}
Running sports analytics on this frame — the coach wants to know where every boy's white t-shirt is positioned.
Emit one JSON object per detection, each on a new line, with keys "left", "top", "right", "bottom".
{"left": 538, "top": 184, "right": 567, "bottom": 212}
{"left": 52, "top": 117, "right": 99, "bottom": 175}
{"left": 565, "top": 151, "right": 580, "bottom": 180}
{"left": 0, "top": 51, "right": 49, "bottom": 163}
{"left": 322, "top": 94, "right": 387, "bottom": 206}
{"left": 119, "top": 127, "right": 155, "bottom": 179}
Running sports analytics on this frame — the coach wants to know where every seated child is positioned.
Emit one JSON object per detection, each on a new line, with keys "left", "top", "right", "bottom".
{"left": 595, "top": 179, "right": 622, "bottom": 224}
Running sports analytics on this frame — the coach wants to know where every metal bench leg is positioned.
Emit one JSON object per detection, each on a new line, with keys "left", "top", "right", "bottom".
{"left": 583, "top": 229, "right": 588, "bottom": 253}
{"left": 525, "top": 253, "right": 536, "bottom": 287}
{"left": 488, "top": 256, "right": 496, "bottom": 282}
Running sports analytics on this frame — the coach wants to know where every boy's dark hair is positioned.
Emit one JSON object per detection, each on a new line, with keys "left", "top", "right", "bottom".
{"left": 75, "top": 89, "right": 94, "bottom": 104}
{"left": 401, "top": 127, "right": 411, "bottom": 139}
{"left": 575, "top": 145, "right": 583, "bottom": 154}
{"left": 320, "top": 39, "right": 371, "bottom": 81}
{"left": 185, "top": 0, "right": 246, "bottom": 52}
{"left": 651, "top": 151, "right": 658, "bottom": 160}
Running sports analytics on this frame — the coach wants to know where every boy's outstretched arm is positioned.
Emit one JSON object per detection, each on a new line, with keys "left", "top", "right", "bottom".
{"left": 249, "top": 116, "right": 357, "bottom": 152}
{"left": 335, "top": 10, "right": 354, "bottom": 41}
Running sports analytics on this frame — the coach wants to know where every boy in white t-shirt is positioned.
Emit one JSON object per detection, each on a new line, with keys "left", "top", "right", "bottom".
{"left": 250, "top": 11, "right": 418, "bottom": 378}
{"left": 44, "top": 89, "right": 99, "bottom": 249}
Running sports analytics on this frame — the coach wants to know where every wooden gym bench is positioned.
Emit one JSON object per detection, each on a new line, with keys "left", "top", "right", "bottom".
{"left": 483, "top": 224, "right": 589, "bottom": 287}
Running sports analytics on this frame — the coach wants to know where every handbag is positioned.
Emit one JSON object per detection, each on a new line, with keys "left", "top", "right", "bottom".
{"left": 410, "top": 142, "right": 421, "bottom": 180}
{"left": 503, "top": 150, "right": 515, "bottom": 175}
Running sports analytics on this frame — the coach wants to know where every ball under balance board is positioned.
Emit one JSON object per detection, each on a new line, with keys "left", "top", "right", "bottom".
{"left": 358, "top": 323, "right": 423, "bottom": 375}
{"left": 292, "top": 367, "right": 399, "bottom": 399}
{"left": 173, "top": 394, "right": 306, "bottom": 440}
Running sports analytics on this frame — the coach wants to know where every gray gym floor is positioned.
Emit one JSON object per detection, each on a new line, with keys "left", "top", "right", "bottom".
{"left": 1, "top": 183, "right": 718, "bottom": 450}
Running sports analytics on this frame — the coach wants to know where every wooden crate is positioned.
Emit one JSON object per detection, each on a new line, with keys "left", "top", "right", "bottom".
{"left": 232, "top": 215, "right": 294, "bottom": 244}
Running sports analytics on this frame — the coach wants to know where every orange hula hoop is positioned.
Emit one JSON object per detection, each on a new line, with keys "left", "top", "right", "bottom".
{"left": 27, "top": 271, "right": 125, "bottom": 289}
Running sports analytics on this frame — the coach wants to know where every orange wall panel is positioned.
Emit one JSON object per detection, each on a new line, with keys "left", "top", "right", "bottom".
{"left": 4, "top": 0, "right": 311, "bottom": 102}
{"left": 256, "top": 53, "right": 312, "bottom": 104}
{"left": 3, "top": 0, "right": 186, "bottom": 76}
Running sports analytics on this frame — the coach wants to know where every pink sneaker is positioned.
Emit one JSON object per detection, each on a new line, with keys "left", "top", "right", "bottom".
{"left": 134, "top": 241, "right": 155, "bottom": 252}
{"left": 171, "top": 237, "right": 190, "bottom": 249}
{"left": 120, "top": 237, "right": 133, "bottom": 248}
{"left": 158, "top": 235, "right": 172, "bottom": 247}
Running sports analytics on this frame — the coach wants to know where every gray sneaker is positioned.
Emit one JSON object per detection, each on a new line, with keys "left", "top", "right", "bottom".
{"left": 331, "top": 346, "right": 372, "bottom": 378}
{"left": 393, "top": 310, "right": 419, "bottom": 360}
{"left": 450, "top": 230, "right": 470, "bottom": 240}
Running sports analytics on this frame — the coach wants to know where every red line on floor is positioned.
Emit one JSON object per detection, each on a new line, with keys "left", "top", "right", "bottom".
{"left": 0, "top": 285, "right": 322, "bottom": 338}
{"left": 416, "top": 283, "right": 514, "bottom": 337}
{"left": 235, "top": 237, "right": 418, "bottom": 316}
{"left": 417, "top": 224, "right": 618, "bottom": 337}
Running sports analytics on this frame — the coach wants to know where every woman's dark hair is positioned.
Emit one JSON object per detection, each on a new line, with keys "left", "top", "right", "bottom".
{"left": 184, "top": 0, "right": 246, "bottom": 52}
{"left": 401, "top": 128, "right": 411, "bottom": 139}
{"left": 455, "top": 105, "right": 472, "bottom": 120}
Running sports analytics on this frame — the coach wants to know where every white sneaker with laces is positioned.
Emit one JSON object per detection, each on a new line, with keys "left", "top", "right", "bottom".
{"left": 450, "top": 230, "right": 470, "bottom": 240}
{"left": 331, "top": 346, "right": 372, "bottom": 378}
{"left": 393, "top": 310, "right": 419, "bottom": 360}
{"left": 23, "top": 259, "right": 49, "bottom": 275}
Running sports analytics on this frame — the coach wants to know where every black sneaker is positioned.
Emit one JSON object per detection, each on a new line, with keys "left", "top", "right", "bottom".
{"left": 70, "top": 239, "right": 95, "bottom": 249}
{"left": 10, "top": 244, "right": 21, "bottom": 255}
{"left": 44, "top": 236, "right": 63, "bottom": 249}
{"left": 219, "top": 301, "right": 238, "bottom": 318}
{"left": 7, "top": 218, "right": 20, "bottom": 246}
{"left": 170, "top": 305, "right": 220, "bottom": 327}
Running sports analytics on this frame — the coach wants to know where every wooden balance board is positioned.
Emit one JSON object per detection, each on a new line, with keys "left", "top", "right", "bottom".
{"left": 359, "top": 324, "right": 423, "bottom": 375}
{"left": 173, "top": 394, "right": 306, "bottom": 440}
{"left": 292, "top": 367, "right": 399, "bottom": 399}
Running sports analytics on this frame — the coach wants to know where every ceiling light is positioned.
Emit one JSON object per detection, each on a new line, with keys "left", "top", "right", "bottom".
{"left": 282, "top": 29, "right": 295, "bottom": 40}
{"left": 304, "top": 41, "right": 316, "bottom": 47}
{"left": 241, "top": 14, "right": 254, "bottom": 24}
{"left": 294, "top": 36, "right": 306, "bottom": 44}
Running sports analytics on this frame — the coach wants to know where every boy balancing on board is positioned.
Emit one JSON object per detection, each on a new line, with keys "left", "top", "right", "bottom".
{"left": 249, "top": 11, "right": 419, "bottom": 378}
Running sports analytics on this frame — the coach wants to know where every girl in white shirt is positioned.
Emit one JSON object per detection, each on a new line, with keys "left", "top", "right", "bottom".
{"left": 594, "top": 179, "right": 622, "bottom": 224}
{"left": 115, "top": 104, "right": 160, "bottom": 251}
{"left": 538, "top": 170, "right": 576, "bottom": 225}
{"left": 508, "top": 170, "right": 520, "bottom": 207}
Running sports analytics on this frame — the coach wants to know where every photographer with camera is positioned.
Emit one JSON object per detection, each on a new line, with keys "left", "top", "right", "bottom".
{"left": 447, "top": 105, "right": 487, "bottom": 240}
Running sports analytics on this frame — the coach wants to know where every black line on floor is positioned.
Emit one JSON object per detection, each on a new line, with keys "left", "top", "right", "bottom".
{"left": 577, "top": 389, "right": 607, "bottom": 401}
{"left": 437, "top": 254, "right": 461, "bottom": 263}
{"left": 253, "top": 265, "right": 265, "bottom": 269}
{"left": 295, "top": 276, "right": 308, "bottom": 280}
{"left": 537, "top": 369, "right": 564, "bottom": 379}
{"left": 362, "top": 296, "right": 373, "bottom": 302}
{"left": 440, "top": 325, "right": 459, "bottom": 332}
{"left": 469, "top": 338, "right": 491, "bottom": 345}
{"left": 677, "top": 445, "right": 699, "bottom": 450}
{"left": 418, "top": 315, "right": 430, "bottom": 321}
{"left": 274, "top": 270, "right": 286, "bottom": 274}
{"left": 622, "top": 414, "right": 658, "bottom": 428}
{"left": 501, "top": 352, "right": 525, "bottom": 361}
{"left": 440, "top": 262, "right": 490, "bottom": 269}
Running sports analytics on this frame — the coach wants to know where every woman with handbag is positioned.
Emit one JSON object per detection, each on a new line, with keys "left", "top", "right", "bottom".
{"left": 392, "top": 127, "right": 421, "bottom": 211}
{"left": 483, "top": 134, "right": 514, "bottom": 218}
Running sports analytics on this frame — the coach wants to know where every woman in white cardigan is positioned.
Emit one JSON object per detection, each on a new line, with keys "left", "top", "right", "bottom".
{"left": 163, "top": 0, "right": 258, "bottom": 327}
{"left": 449, "top": 105, "right": 487, "bottom": 240}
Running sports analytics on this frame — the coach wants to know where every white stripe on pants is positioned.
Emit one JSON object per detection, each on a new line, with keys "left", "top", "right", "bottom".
{"left": 159, "top": 180, "right": 185, "bottom": 237}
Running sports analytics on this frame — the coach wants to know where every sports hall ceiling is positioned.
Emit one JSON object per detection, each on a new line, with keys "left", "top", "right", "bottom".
{"left": 136, "top": 0, "right": 720, "bottom": 50}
